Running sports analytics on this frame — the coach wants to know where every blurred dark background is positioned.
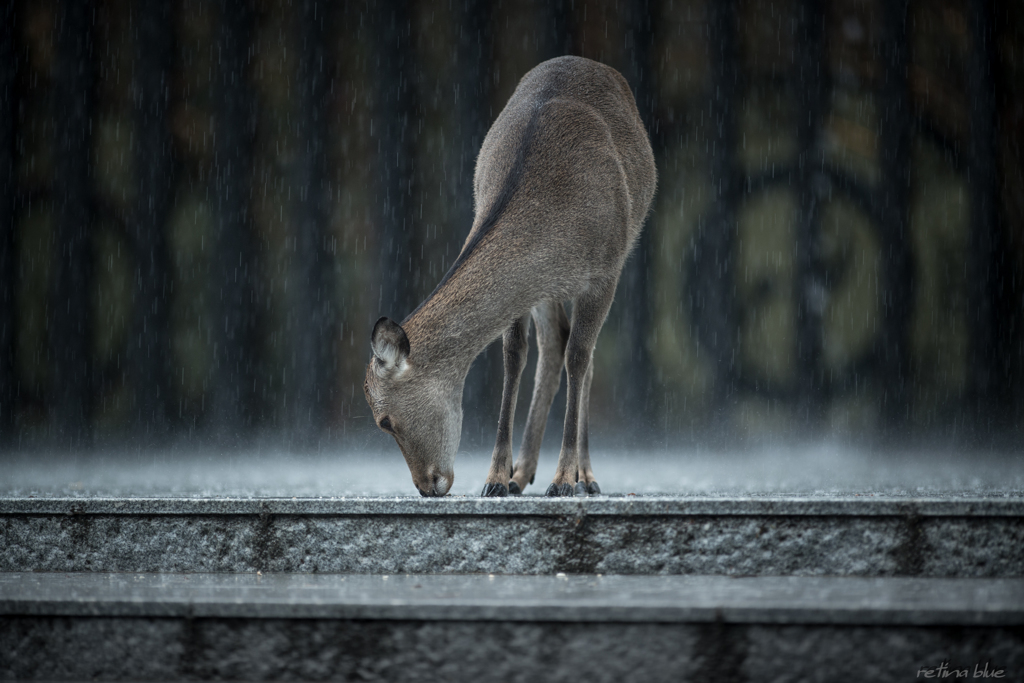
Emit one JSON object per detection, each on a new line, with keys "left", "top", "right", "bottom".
{"left": 0, "top": 0, "right": 1021, "bottom": 452}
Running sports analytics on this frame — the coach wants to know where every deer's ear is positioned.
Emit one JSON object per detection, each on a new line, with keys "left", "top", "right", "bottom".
{"left": 371, "top": 317, "right": 410, "bottom": 370}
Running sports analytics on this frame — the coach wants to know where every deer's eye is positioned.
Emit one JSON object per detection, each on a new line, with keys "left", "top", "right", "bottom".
{"left": 379, "top": 417, "right": 393, "bottom": 433}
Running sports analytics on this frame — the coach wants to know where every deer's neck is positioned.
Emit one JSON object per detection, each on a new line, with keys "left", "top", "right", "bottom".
{"left": 403, "top": 242, "right": 526, "bottom": 383}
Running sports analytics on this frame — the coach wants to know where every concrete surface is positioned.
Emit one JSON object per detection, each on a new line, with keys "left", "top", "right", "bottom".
{"left": 3, "top": 448, "right": 1021, "bottom": 680}
{"left": 3, "top": 616, "right": 1020, "bottom": 683}
{"left": 2, "top": 573, "right": 1022, "bottom": 682}
{"left": 3, "top": 446, "right": 1022, "bottom": 498}
{"left": 2, "top": 495, "right": 1022, "bottom": 576}
{"left": 3, "top": 572, "right": 1023, "bottom": 625}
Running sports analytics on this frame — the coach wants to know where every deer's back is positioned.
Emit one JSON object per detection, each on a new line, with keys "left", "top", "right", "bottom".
{"left": 468, "top": 57, "right": 656, "bottom": 289}
{"left": 405, "top": 58, "right": 655, "bottom": 331}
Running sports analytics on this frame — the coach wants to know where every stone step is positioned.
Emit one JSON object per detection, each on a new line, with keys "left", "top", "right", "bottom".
{"left": 2, "top": 495, "right": 1022, "bottom": 577}
{"left": 2, "top": 572, "right": 1022, "bottom": 682}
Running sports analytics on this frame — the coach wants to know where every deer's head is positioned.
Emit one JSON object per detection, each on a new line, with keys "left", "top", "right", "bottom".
{"left": 363, "top": 317, "right": 460, "bottom": 496}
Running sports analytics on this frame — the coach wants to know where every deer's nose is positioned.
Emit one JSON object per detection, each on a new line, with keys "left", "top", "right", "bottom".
{"left": 417, "top": 471, "right": 452, "bottom": 497}
{"left": 417, "top": 485, "right": 443, "bottom": 497}
{"left": 431, "top": 471, "right": 452, "bottom": 496}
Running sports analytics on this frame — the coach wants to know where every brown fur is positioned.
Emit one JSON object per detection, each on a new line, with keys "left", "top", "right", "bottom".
{"left": 365, "top": 56, "right": 656, "bottom": 497}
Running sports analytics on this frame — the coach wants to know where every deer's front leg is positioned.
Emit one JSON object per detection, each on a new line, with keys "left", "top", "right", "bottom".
{"left": 510, "top": 302, "right": 569, "bottom": 494}
{"left": 481, "top": 314, "right": 530, "bottom": 497}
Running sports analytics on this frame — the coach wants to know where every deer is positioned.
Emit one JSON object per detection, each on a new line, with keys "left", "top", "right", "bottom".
{"left": 364, "top": 56, "right": 656, "bottom": 497}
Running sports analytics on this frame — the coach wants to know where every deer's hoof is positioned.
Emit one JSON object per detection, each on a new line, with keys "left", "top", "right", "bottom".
{"left": 545, "top": 483, "right": 575, "bottom": 497}
{"left": 574, "top": 481, "right": 589, "bottom": 497}
{"left": 587, "top": 481, "right": 601, "bottom": 495}
{"left": 508, "top": 480, "right": 522, "bottom": 495}
{"left": 481, "top": 482, "right": 509, "bottom": 497}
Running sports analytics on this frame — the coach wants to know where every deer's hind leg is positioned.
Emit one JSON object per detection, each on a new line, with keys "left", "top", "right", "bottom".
{"left": 482, "top": 314, "right": 531, "bottom": 497}
{"left": 577, "top": 357, "right": 600, "bottom": 494}
{"left": 509, "top": 301, "right": 570, "bottom": 494}
{"left": 547, "top": 279, "right": 617, "bottom": 497}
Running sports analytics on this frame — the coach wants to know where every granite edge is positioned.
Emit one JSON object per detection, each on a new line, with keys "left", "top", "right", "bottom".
{"left": 2, "top": 599, "right": 1022, "bottom": 625}
{"left": 1, "top": 496, "right": 1023, "bottom": 517}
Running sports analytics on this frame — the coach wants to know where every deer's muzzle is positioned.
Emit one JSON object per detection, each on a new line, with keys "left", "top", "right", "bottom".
{"left": 416, "top": 470, "right": 452, "bottom": 497}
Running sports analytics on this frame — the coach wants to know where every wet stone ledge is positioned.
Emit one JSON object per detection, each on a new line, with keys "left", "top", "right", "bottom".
{"left": 1, "top": 573, "right": 1023, "bottom": 683}
{"left": 1, "top": 496, "right": 1022, "bottom": 577}
{"left": 5, "top": 616, "right": 1022, "bottom": 683}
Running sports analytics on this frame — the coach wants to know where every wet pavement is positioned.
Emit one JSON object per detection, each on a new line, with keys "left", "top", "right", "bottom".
{"left": 3, "top": 445, "right": 1023, "bottom": 498}
{"left": 4, "top": 572, "right": 1023, "bottom": 625}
